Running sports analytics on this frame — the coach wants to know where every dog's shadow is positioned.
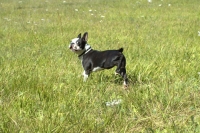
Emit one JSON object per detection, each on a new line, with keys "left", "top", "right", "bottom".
{"left": 112, "top": 74, "right": 138, "bottom": 86}
{"left": 90, "top": 72, "right": 138, "bottom": 87}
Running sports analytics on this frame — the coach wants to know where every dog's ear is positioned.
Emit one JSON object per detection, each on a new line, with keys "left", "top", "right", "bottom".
{"left": 82, "top": 32, "right": 88, "bottom": 42}
{"left": 77, "top": 33, "right": 81, "bottom": 38}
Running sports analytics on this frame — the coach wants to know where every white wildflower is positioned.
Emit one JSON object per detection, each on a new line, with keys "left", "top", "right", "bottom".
{"left": 101, "top": 15, "right": 105, "bottom": 18}
{"left": 75, "top": 9, "right": 78, "bottom": 11}
{"left": 106, "top": 99, "right": 122, "bottom": 106}
{"left": 89, "top": 9, "right": 92, "bottom": 12}
{"left": 4, "top": 18, "right": 11, "bottom": 21}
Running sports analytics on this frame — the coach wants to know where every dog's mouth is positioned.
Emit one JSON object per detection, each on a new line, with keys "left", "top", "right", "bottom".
{"left": 69, "top": 43, "right": 83, "bottom": 52}
{"left": 69, "top": 45, "right": 78, "bottom": 52}
{"left": 69, "top": 46, "right": 75, "bottom": 50}
{"left": 70, "top": 48, "right": 77, "bottom": 51}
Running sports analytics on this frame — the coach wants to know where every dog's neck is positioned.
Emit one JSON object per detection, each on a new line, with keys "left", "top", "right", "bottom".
{"left": 78, "top": 44, "right": 92, "bottom": 60}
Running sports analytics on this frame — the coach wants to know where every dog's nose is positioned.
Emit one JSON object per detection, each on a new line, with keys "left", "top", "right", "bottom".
{"left": 69, "top": 43, "right": 74, "bottom": 49}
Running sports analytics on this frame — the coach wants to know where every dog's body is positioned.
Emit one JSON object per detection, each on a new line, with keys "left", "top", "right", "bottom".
{"left": 69, "top": 32, "right": 128, "bottom": 87}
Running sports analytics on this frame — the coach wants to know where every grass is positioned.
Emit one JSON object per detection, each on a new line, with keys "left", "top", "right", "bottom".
{"left": 0, "top": 0, "right": 200, "bottom": 132}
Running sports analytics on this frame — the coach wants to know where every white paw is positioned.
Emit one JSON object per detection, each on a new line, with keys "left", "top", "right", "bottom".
{"left": 83, "top": 71, "right": 88, "bottom": 82}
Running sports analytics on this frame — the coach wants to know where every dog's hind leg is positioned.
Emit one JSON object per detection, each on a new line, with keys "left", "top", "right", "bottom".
{"left": 120, "top": 68, "right": 128, "bottom": 87}
{"left": 115, "top": 55, "right": 128, "bottom": 88}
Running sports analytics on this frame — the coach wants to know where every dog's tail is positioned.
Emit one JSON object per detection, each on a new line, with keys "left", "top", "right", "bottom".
{"left": 118, "top": 48, "right": 123, "bottom": 53}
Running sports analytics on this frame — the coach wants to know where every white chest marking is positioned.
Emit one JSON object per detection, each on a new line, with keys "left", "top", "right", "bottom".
{"left": 92, "top": 67, "right": 104, "bottom": 72}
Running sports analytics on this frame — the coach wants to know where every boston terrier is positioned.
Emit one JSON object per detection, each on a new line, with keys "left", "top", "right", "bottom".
{"left": 69, "top": 32, "right": 128, "bottom": 88}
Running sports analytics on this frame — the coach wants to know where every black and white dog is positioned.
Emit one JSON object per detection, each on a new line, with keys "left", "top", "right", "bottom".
{"left": 69, "top": 32, "right": 128, "bottom": 88}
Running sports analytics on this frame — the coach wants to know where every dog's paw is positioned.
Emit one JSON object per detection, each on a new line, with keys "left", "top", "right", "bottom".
{"left": 123, "top": 81, "right": 128, "bottom": 89}
{"left": 123, "top": 84, "right": 128, "bottom": 89}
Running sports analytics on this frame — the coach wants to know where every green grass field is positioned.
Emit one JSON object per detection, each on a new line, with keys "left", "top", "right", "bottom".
{"left": 0, "top": 0, "right": 200, "bottom": 132}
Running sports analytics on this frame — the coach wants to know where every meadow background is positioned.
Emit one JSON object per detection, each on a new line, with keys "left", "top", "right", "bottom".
{"left": 0, "top": 0, "right": 200, "bottom": 132}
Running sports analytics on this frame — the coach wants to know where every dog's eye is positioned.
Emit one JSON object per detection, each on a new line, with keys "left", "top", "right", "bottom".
{"left": 77, "top": 42, "right": 80, "bottom": 46}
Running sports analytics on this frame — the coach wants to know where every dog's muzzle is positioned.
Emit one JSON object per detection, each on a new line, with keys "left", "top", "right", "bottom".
{"left": 69, "top": 43, "right": 74, "bottom": 49}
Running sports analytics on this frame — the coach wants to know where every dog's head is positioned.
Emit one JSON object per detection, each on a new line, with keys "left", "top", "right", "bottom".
{"left": 69, "top": 32, "right": 88, "bottom": 55}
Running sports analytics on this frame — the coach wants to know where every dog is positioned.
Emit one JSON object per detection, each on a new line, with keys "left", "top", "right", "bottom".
{"left": 69, "top": 32, "right": 128, "bottom": 88}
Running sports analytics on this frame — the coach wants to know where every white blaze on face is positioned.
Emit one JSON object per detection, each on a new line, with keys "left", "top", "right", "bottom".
{"left": 70, "top": 38, "right": 80, "bottom": 50}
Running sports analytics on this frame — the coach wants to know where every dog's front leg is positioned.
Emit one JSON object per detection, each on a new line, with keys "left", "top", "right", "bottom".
{"left": 82, "top": 70, "right": 90, "bottom": 82}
